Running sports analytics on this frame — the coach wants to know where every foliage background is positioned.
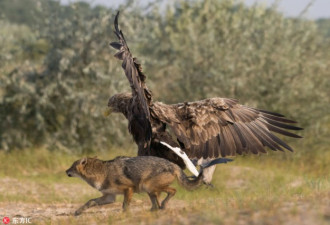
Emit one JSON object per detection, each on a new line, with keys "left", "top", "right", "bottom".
{"left": 0, "top": 0, "right": 329, "bottom": 154}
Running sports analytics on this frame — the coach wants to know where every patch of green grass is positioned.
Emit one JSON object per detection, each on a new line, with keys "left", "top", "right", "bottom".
{"left": 0, "top": 147, "right": 329, "bottom": 224}
{"left": 0, "top": 147, "right": 136, "bottom": 178}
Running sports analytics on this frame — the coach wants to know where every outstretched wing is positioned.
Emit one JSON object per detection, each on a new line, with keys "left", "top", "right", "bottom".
{"left": 110, "top": 12, "right": 152, "bottom": 149}
{"left": 151, "top": 98, "right": 302, "bottom": 159}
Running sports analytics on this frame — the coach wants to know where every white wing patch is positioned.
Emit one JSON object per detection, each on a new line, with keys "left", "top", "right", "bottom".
{"left": 160, "top": 141, "right": 199, "bottom": 177}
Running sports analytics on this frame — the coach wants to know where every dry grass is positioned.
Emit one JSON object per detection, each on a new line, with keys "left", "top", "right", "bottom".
{"left": 0, "top": 146, "right": 329, "bottom": 225}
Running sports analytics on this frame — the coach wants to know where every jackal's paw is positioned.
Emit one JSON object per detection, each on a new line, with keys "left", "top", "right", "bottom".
{"left": 74, "top": 210, "right": 82, "bottom": 216}
{"left": 150, "top": 207, "right": 159, "bottom": 212}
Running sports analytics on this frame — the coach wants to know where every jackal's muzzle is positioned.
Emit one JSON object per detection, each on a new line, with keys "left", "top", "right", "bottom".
{"left": 66, "top": 169, "right": 73, "bottom": 177}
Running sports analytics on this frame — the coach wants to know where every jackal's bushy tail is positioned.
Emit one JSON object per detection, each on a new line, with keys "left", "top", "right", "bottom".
{"left": 176, "top": 168, "right": 204, "bottom": 190}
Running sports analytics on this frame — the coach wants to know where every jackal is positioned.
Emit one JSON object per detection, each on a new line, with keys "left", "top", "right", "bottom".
{"left": 66, "top": 156, "right": 206, "bottom": 215}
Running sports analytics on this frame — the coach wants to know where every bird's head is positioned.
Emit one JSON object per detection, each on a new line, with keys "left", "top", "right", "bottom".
{"left": 105, "top": 92, "right": 132, "bottom": 116}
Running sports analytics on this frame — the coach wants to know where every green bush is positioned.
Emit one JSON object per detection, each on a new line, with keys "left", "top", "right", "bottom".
{"left": 0, "top": 0, "right": 329, "bottom": 152}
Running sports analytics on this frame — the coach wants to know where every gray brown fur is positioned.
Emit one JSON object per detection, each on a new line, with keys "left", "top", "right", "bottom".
{"left": 66, "top": 156, "right": 203, "bottom": 215}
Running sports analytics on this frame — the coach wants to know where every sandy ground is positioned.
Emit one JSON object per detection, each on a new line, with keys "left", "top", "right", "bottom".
{"left": 0, "top": 201, "right": 137, "bottom": 221}
{"left": 0, "top": 200, "right": 189, "bottom": 224}
{"left": 0, "top": 177, "right": 189, "bottom": 224}
{"left": 0, "top": 199, "right": 329, "bottom": 225}
{"left": 0, "top": 176, "right": 329, "bottom": 225}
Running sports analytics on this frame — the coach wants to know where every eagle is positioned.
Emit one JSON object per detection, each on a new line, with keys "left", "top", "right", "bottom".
{"left": 107, "top": 12, "right": 302, "bottom": 182}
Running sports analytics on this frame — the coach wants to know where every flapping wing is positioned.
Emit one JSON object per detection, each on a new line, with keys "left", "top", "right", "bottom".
{"left": 151, "top": 98, "right": 302, "bottom": 159}
{"left": 110, "top": 12, "right": 152, "bottom": 148}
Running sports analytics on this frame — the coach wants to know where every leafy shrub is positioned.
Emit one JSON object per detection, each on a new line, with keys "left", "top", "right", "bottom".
{"left": 0, "top": 0, "right": 329, "bottom": 152}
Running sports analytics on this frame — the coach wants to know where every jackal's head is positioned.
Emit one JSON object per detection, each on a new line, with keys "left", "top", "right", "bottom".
{"left": 66, "top": 158, "right": 88, "bottom": 178}
{"left": 66, "top": 156, "right": 101, "bottom": 178}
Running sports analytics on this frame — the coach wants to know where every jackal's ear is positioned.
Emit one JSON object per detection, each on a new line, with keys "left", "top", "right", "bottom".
{"left": 80, "top": 158, "right": 87, "bottom": 165}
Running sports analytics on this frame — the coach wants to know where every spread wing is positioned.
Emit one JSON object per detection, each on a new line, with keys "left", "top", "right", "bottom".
{"left": 151, "top": 98, "right": 302, "bottom": 159}
{"left": 110, "top": 12, "right": 152, "bottom": 149}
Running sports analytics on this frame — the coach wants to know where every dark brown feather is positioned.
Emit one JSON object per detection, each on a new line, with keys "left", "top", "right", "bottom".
{"left": 110, "top": 12, "right": 152, "bottom": 150}
{"left": 109, "top": 12, "right": 302, "bottom": 162}
{"left": 150, "top": 98, "right": 302, "bottom": 158}
{"left": 109, "top": 42, "right": 122, "bottom": 50}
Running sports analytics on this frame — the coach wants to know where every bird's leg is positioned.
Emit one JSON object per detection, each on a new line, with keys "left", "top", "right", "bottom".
{"left": 203, "top": 182, "right": 215, "bottom": 189}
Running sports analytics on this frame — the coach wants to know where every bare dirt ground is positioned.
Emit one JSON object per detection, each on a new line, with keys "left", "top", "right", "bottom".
{"left": 0, "top": 199, "right": 189, "bottom": 225}
{"left": 0, "top": 177, "right": 189, "bottom": 224}
{"left": 0, "top": 176, "right": 329, "bottom": 225}
{"left": 0, "top": 199, "right": 329, "bottom": 225}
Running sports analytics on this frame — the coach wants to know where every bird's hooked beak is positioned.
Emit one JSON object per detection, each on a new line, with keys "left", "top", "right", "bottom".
{"left": 104, "top": 107, "right": 114, "bottom": 117}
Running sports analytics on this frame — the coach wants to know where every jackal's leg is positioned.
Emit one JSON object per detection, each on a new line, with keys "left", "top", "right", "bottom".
{"left": 148, "top": 192, "right": 160, "bottom": 211}
{"left": 122, "top": 188, "right": 134, "bottom": 211}
{"left": 160, "top": 187, "right": 176, "bottom": 209}
{"left": 74, "top": 194, "right": 116, "bottom": 216}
